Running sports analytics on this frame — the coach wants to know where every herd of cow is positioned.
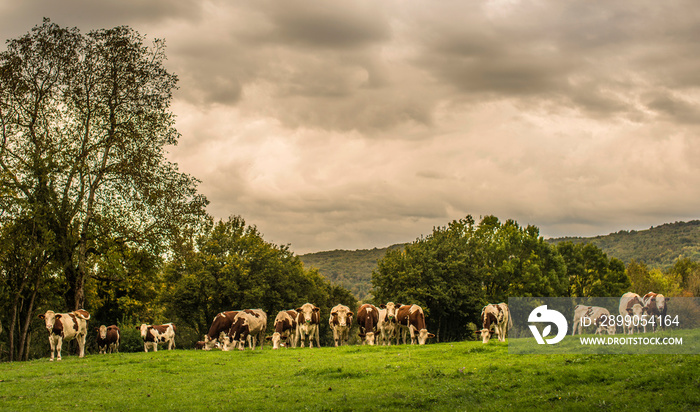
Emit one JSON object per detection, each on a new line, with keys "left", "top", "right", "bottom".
{"left": 33, "top": 291, "right": 669, "bottom": 360}
{"left": 34, "top": 302, "right": 436, "bottom": 360}
{"left": 475, "top": 291, "right": 671, "bottom": 344}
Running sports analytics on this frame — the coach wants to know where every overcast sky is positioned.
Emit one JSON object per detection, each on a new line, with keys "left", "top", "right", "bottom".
{"left": 2, "top": 1, "right": 699, "bottom": 254}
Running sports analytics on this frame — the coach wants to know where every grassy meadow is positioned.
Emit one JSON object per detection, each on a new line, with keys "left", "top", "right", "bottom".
{"left": 1, "top": 339, "right": 699, "bottom": 411}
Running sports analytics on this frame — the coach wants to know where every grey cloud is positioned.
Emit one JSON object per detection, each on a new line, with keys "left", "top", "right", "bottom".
{"left": 259, "top": 0, "right": 390, "bottom": 50}
{"left": 646, "top": 92, "right": 700, "bottom": 125}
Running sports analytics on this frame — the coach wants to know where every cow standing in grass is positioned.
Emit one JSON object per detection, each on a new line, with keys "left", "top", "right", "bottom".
{"left": 268, "top": 310, "right": 298, "bottom": 349}
{"left": 643, "top": 292, "right": 669, "bottom": 332}
{"left": 396, "top": 304, "right": 435, "bottom": 345}
{"left": 377, "top": 302, "right": 398, "bottom": 346}
{"left": 96, "top": 325, "right": 120, "bottom": 354}
{"left": 476, "top": 303, "right": 511, "bottom": 344}
{"left": 225, "top": 309, "right": 267, "bottom": 351}
{"left": 572, "top": 305, "right": 595, "bottom": 335}
{"left": 329, "top": 305, "right": 353, "bottom": 347}
{"left": 357, "top": 303, "right": 380, "bottom": 345}
{"left": 619, "top": 292, "right": 645, "bottom": 335}
{"left": 138, "top": 323, "right": 176, "bottom": 352}
{"left": 38, "top": 309, "right": 91, "bottom": 361}
{"left": 296, "top": 303, "right": 321, "bottom": 348}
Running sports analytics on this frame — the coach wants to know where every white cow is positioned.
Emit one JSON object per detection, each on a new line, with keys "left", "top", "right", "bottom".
{"left": 619, "top": 292, "right": 645, "bottom": 335}
{"left": 296, "top": 303, "right": 321, "bottom": 348}
{"left": 138, "top": 323, "right": 176, "bottom": 352}
{"left": 38, "top": 309, "right": 90, "bottom": 361}
{"left": 377, "top": 302, "right": 399, "bottom": 346}
{"left": 224, "top": 309, "right": 267, "bottom": 351}
{"left": 572, "top": 305, "right": 595, "bottom": 335}
{"left": 328, "top": 304, "right": 353, "bottom": 347}
{"left": 477, "top": 303, "right": 512, "bottom": 343}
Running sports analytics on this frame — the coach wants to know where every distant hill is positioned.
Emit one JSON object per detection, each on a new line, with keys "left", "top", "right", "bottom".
{"left": 299, "top": 244, "right": 406, "bottom": 301}
{"left": 301, "top": 220, "right": 700, "bottom": 300}
{"left": 548, "top": 220, "right": 700, "bottom": 268}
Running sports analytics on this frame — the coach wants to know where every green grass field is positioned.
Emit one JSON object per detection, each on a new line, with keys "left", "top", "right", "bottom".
{"left": 1, "top": 340, "right": 699, "bottom": 411}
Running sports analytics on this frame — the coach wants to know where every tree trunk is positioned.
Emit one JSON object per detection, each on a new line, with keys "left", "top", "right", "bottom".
{"left": 18, "top": 275, "right": 40, "bottom": 361}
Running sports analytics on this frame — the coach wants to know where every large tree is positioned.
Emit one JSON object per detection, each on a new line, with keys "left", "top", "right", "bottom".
{"left": 0, "top": 19, "right": 207, "bottom": 310}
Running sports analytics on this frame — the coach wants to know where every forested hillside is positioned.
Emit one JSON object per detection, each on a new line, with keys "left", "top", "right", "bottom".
{"left": 549, "top": 220, "right": 700, "bottom": 268}
{"left": 301, "top": 220, "right": 700, "bottom": 301}
{"left": 299, "top": 244, "right": 406, "bottom": 301}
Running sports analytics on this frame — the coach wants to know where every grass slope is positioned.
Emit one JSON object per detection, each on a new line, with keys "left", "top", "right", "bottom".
{"left": 1, "top": 340, "right": 698, "bottom": 411}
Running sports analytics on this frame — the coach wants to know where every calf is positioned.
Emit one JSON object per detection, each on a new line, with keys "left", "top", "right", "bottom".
{"left": 329, "top": 304, "right": 353, "bottom": 347}
{"left": 96, "top": 325, "right": 121, "bottom": 354}
{"left": 38, "top": 309, "right": 91, "bottom": 361}
{"left": 296, "top": 303, "right": 321, "bottom": 348}
{"left": 203, "top": 311, "right": 240, "bottom": 350}
{"left": 589, "top": 307, "right": 615, "bottom": 335}
{"left": 267, "top": 310, "right": 298, "bottom": 349}
{"left": 619, "top": 292, "right": 644, "bottom": 334}
{"left": 356, "top": 303, "right": 379, "bottom": 345}
{"left": 476, "top": 303, "right": 511, "bottom": 343}
{"left": 137, "top": 323, "right": 176, "bottom": 352}
{"left": 396, "top": 304, "right": 435, "bottom": 345}
{"left": 377, "top": 302, "right": 399, "bottom": 346}
{"left": 224, "top": 309, "right": 267, "bottom": 351}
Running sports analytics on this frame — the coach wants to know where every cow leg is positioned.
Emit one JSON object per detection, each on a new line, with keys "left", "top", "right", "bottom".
{"left": 48, "top": 336, "right": 57, "bottom": 361}
{"left": 78, "top": 334, "right": 86, "bottom": 358}
{"left": 55, "top": 336, "right": 63, "bottom": 361}
{"left": 315, "top": 327, "right": 320, "bottom": 348}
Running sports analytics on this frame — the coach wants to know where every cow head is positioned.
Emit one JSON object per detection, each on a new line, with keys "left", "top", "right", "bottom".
{"left": 268, "top": 332, "right": 282, "bottom": 349}
{"left": 380, "top": 302, "right": 398, "bottom": 323}
{"left": 331, "top": 306, "right": 352, "bottom": 327}
{"left": 203, "top": 334, "right": 219, "bottom": 351}
{"left": 97, "top": 325, "right": 107, "bottom": 340}
{"left": 417, "top": 328, "right": 435, "bottom": 345}
{"left": 297, "top": 304, "right": 320, "bottom": 325}
{"left": 38, "top": 310, "right": 62, "bottom": 335}
{"left": 137, "top": 324, "right": 150, "bottom": 341}
{"left": 358, "top": 331, "right": 377, "bottom": 345}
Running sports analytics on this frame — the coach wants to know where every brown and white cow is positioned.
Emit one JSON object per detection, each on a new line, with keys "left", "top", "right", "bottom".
{"left": 377, "top": 302, "right": 399, "bottom": 346}
{"left": 643, "top": 292, "right": 670, "bottom": 332}
{"left": 224, "top": 309, "right": 267, "bottom": 351}
{"left": 296, "top": 303, "right": 321, "bottom": 348}
{"left": 356, "top": 303, "right": 380, "bottom": 345}
{"left": 476, "top": 303, "right": 511, "bottom": 343}
{"left": 619, "top": 292, "right": 645, "bottom": 334}
{"left": 96, "top": 325, "right": 120, "bottom": 354}
{"left": 38, "top": 309, "right": 90, "bottom": 361}
{"left": 396, "top": 304, "right": 435, "bottom": 345}
{"left": 267, "top": 310, "right": 298, "bottom": 349}
{"left": 137, "top": 323, "right": 176, "bottom": 352}
{"left": 204, "top": 311, "right": 240, "bottom": 350}
{"left": 329, "top": 304, "right": 353, "bottom": 347}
